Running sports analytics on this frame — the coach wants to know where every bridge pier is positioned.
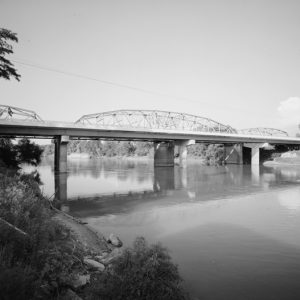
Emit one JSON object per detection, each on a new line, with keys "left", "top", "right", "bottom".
{"left": 224, "top": 143, "right": 243, "bottom": 164}
{"left": 243, "top": 143, "right": 270, "bottom": 165}
{"left": 54, "top": 136, "right": 69, "bottom": 173}
{"left": 154, "top": 141, "right": 174, "bottom": 167}
{"left": 174, "top": 140, "right": 195, "bottom": 167}
{"left": 54, "top": 171, "right": 68, "bottom": 202}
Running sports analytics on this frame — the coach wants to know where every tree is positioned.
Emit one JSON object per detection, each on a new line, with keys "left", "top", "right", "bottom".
{"left": 0, "top": 28, "right": 20, "bottom": 81}
{"left": 0, "top": 138, "right": 43, "bottom": 168}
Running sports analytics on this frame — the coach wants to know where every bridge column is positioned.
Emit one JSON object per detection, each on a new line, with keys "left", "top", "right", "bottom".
{"left": 154, "top": 141, "right": 174, "bottom": 167}
{"left": 244, "top": 143, "right": 269, "bottom": 165}
{"left": 54, "top": 136, "right": 70, "bottom": 173}
{"left": 174, "top": 140, "right": 195, "bottom": 167}
{"left": 224, "top": 143, "right": 243, "bottom": 164}
{"left": 54, "top": 171, "right": 68, "bottom": 202}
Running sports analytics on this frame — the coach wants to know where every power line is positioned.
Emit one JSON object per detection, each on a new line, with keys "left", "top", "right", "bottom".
{"left": 13, "top": 59, "right": 211, "bottom": 104}
{"left": 11, "top": 58, "right": 269, "bottom": 117}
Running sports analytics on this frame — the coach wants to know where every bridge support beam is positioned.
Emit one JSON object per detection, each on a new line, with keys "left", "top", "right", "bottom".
{"left": 224, "top": 143, "right": 243, "bottom": 164}
{"left": 174, "top": 140, "right": 195, "bottom": 167}
{"left": 154, "top": 141, "right": 174, "bottom": 167}
{"left": 54, "top": 136, "right": 69, "bottom": 173}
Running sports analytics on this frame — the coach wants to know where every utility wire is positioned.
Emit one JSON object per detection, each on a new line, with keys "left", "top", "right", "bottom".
{"left": 11, "top": 58, "right": 268, "bottom": 116}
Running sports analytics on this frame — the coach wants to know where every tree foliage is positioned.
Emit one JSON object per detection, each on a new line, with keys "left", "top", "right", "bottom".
{"left": 0, "top": 138, "right": 43, "bottom": 168}
{"left": 188, "top": 143, "right": 224, "bottom": 165}
{"left": 0, "top": 28, "right": 20, "bottom": 81}
{"left": 42, "top": 140, "right": 225, "bottom": 165}
{"left": 0, "top": 172, "right": 85, "bottom": 299}
{"left": 87, "top": 237, "right": 189, "bottom": 300}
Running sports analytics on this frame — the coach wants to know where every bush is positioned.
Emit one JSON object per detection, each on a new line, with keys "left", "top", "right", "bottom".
{"left": 88, "top": 237, "right": 189, "bottom": 300}
{"left": 0, "top": 138, "right": 43, "bottom": 168}
{"left": 0, "top": 171, "right": 84, "bottom": 299}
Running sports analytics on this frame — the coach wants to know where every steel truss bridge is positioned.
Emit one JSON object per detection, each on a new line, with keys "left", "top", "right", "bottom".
{"left": 0, "top": 105, "right": 293, "bottom": 140}
{"left": 1, "top": 104, "right": 300, "bottom": 170}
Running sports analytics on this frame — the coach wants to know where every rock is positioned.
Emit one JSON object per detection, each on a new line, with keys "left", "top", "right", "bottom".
{"left": 107, "top": 233, "right": 123, "bottom": 247}
{"left": 94, "top": 252, "right": 109, "bottom": 261}
{"left": 71, "top": 274, "right": 90, "bottom": 289}
{"left": 100, "top": 247, "right": 124, "bottom": 265}
{"left": 84, "top": 258, "right": 105, "bottom": 271}
{"left": 61, "top": 289, "right": 82, "bottom": 300}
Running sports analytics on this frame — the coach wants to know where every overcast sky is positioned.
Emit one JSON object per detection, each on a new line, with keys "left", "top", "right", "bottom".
{"left": 1, "top": 0, "right": 300, "bottom": 134}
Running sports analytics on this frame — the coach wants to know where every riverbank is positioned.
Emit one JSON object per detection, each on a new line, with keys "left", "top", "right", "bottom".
{"left": 0, "top": 167, "right": 189, "bottom": 300}
{"left": 46, "top": 152, "right": 209, "bottom": 165}
{"left": 264, "top": 150, "right": 300, "bottom": 166}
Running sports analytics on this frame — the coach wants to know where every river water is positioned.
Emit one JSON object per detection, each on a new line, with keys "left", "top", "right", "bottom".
{"left": 25, "top": 158, "right": 300, "bottom": 300}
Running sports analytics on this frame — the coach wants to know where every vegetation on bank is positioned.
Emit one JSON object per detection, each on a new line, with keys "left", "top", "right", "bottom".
{"left": 0, "top": 138, "right": 43, "bottom": 169}
{"left": 0, "top": 138, "right": 189, "bottom": 300}
{"left": 86, "top": 237, "right": 189, "bottom": 300}
{"left": 0, "top": 171, "right": 86, "bottom": 299}
{"left": 264, "top": 150, "right": 300, "bottom": 166}
{"left": 42, "top": 140, "right": 225, "bottom": 165}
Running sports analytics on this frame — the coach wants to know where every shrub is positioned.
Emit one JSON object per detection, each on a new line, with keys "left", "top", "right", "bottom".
{"left": 0, "top": 138, "right": 43, "bottom": 169}
{"left": 0, "top": 171, "right": 84, "bottom": 299}
{"left": 87, "top": 237, "right": 189, "bottom": 300}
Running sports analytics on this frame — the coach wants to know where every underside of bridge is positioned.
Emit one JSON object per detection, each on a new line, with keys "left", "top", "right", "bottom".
{"left": 51, "top": 137, "right": 276, "bottom": 172}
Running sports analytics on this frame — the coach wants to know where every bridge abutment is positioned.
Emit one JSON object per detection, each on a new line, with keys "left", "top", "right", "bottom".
{"left": 154, "top": 141, "right": 175, "bottom": 167}
{"left": 54, "top": 136, "right": 69, "bottom": 173}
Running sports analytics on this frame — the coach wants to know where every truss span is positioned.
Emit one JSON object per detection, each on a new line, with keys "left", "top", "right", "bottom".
{"left": 76, "top": 110, "right": 237, "bottom": 134}
{"left": 239, "top": 128, "right": 288, "bottom": 137}
{"left": 0, "top": 105, "right": 43, "bottom": 122}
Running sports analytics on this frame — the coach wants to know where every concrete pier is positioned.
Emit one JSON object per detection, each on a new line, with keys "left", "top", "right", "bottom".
{"left": 154, "top": 142, "right": 175, "bottom": 167}
{"left": 54, "top": 135, "right": 69, "bottom": 173}
{"left": 243, "top": 143, "right": 270, "bottom": 165}
{"left": 54, "top": 171, "right": 68, "bottom": 202}
{"left": 175, "top": 140, "right": 195, "bottom": 167}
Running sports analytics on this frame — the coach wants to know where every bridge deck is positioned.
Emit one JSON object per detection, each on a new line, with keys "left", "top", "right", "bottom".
{"left": 1, "top": 120, "right": 300, "bottom": 144}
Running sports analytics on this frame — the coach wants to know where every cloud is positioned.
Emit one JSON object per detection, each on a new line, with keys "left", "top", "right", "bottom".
{"left": 277, "top": 97, "right": 300, "bottom": 129}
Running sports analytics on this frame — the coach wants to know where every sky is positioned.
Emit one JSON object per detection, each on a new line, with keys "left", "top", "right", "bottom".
{"left": 1, "top": 0, "right": 300, "bottom": 134}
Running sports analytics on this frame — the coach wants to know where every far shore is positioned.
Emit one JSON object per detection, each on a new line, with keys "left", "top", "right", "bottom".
{"left": 45, "top": 152, "right": 208, "bottom": 164}
{"left": 263, "top": 160, "right": 300, "bottom": 166}
{"left": 263, "top": 150, "right": 300, "bottom": 166}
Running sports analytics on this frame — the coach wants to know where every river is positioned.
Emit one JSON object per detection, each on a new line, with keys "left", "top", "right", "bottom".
{"left": 24, "top": 158, "right": 300, "bottom": 300}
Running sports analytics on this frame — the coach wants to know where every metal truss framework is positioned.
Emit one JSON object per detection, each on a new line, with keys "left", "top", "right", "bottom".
{"left": 76, "top": 110, "right": 237, "bottom": 134}
{"left": 239, "top": 127, "right": 288, "bottom": 137}
{"left": 0, "top": 105, "right": 43, "bottom": 121}
{"left": 0, "top": 105, "right": 291, "bottom": 138}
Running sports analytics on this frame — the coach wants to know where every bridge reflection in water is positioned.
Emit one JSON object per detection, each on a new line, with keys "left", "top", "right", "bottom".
{"left": 54, "top": 166, "right": 188, "bottom": 205}
{"left": 52, "top": 161, "right": 300, "bottom": 218}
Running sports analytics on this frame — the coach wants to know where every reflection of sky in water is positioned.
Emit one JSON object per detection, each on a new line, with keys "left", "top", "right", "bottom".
{"left": 86, "top": 187, "right": 300, "bottom": 249}
{"left": 277, "top": 189, "right": 300, "bottom": 212}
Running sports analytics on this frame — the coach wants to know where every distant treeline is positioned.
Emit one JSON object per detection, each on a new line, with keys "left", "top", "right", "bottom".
{"left": 42, "top": 141, "right": 225, "bottom": 164}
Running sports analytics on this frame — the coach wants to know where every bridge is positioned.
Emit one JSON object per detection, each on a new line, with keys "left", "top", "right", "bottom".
{"left": 1, "top": 104, "right": 300, "bottom": 171}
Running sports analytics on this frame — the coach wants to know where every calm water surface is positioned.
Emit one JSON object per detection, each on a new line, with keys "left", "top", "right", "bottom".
{"left": 26, "top": 158, "right": 300, "bottom": 300}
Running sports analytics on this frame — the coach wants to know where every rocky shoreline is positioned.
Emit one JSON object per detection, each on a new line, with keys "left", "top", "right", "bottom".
{"left": 53, "top": 210, "right": 125, "bottom": 299}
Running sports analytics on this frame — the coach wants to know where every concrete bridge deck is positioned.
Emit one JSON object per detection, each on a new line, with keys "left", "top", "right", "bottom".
{"left": 1, "top": 119, "right": 300, "bottom": 144}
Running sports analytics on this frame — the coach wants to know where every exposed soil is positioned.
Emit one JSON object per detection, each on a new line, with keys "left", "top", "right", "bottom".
{"left": 53, "top": 212, "right": 109, "bottom": 254}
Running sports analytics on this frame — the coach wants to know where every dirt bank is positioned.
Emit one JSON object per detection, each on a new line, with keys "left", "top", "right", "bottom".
{"left": 53, "top": 211, "right": 109, "bottom": 253}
